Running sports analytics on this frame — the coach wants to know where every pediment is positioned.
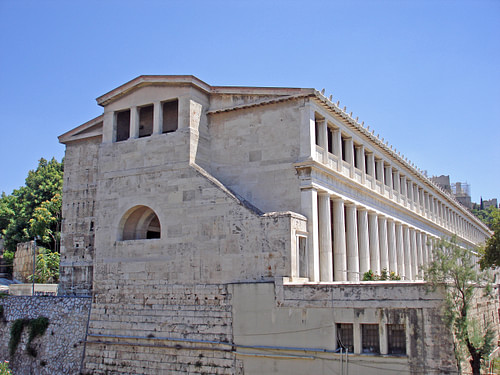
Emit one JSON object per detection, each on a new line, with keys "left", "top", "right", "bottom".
{"left": 58, "top": 115, "right": 103, "bottom": 144}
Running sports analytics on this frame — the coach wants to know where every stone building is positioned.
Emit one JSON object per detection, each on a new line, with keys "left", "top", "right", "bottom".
{"left": 58, "top": 75, "right": 497, "bottom": 374}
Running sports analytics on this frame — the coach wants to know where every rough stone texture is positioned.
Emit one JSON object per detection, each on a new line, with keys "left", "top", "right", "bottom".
{"left": 59, "top": 137, "right": 100, "bottom": 296}
{"left": 13, "top": 241, "right": 37, "bottom": 282}
{"left": 0, "top": 296, "right": 90, "bottom": 375}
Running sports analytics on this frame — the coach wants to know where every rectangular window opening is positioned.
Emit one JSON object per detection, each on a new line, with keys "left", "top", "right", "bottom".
{"left": 162, "top": 100, "right": 178, "bottom": 133}
{"left": 341, "top": 136, "right": 347, "bottom": 162}
{"left": 327, "top": 127, "right": 333, "bottom": 153}
{"left": 361, "top": 324, "right": 380, "bottom": 354}
{"left": 139, "top": 105, "right": 154, "bottom": 138}
{"left": 116, "top": 109, "right": 130, "bottom": 142}
{"left": 336, "top": 323, "right": 354, "bottom": 353}
{"left": 387, "top": 324, "right": 406, "bottom": 355}
{"left": 297, "top": 236, "right": 308, "bottom": 278}
{"left": 315, "top": 119, "right": 320, "bottom": 146}
{"left": 365, "top": 154, "right": 369, "bottom": 174}
{"left": 353, "top": 145, "right": 359, "bottom": 169}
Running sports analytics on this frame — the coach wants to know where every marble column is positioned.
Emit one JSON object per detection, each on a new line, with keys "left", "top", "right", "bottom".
{"left": 387, "top": 220, "right": 397, "bottom": 273}
{"left": 368, "top": 212, "right": 380, "bottom": 274}
{"left": 422, "top": 233, "right": 429, "bottom": 268}
{"left": 416, "top": 231, "right": 423, "bottom": 279}
{"left": 153, "top": 101, "right": 162, "bottom": 135}
{"left": 333, "top": 198, "right": 347, "bottom": 281}
{"left": 130, "top": 106, "right": 139, "bottom": 139}
{"left": 318, "top": 193, "right": 333, "bottom": 282}
{"left": 403, "top": 226, "right": 412, "bottom": 280}
{"left": 395, "top": 223, "right": 405, "bottom": 277}
{"left": 378, "top": 216, "right": 389, "bottom": 272}
{"left": 357, "top": 208, "right": 370, "bottom": 275}
{"left": 332, "top": 129, "right": 342, "bottom": 171}
{"left": 410, "top": 229, "right": 418, "bottom": 279}
{"left": 345, "top": 204, "right": 360, "bottom": 281}
{"left": 301, "top": 188, "right": 319, "bottom": 281}
{"left": 366, "top": 153, "right": 376, "bottom": 189}
{"left": 356, "top": 145, "right": 366, "bottom": 183}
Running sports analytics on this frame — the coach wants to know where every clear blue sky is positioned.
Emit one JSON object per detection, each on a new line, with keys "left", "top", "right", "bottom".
{"left": 1, "top": 0, "right": 498, "bottom": 203}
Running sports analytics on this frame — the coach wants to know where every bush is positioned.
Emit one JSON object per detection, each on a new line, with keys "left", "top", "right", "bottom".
{"left": 0, "top": 360, "right": 12, "bottom": 375}
{"left": 362, "top": 269, "right": 401, "bottom": 281}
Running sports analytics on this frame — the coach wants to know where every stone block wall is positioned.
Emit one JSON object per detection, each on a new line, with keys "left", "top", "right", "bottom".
{"left": 208, "top": 99, "right": 304, "bottom": 214}
{"left": 13, "top": 241, "right": 36, "bottom": 282}
{"left": 84, "top": 282, "right": 242, "bottom": 374}
{"left": 0, "top": 296, "right": 91, "bottom": 375}
{"left": 59, "top": 137, "right": 100, "bottom": 295}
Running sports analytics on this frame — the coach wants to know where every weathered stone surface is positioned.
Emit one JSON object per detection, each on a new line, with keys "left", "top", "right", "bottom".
{"left": 13, "top": 241, "right": 37, "bottom": 282}
{"left": 0, "top": 296, "right": 90, "bottom": 375}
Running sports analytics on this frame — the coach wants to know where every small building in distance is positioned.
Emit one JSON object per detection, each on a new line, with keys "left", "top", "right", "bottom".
{"left": 58, "top": 76, "right": 498, "bottom": 375}
{"left": 483, "top": 198, "right": 498, "bottom": 209}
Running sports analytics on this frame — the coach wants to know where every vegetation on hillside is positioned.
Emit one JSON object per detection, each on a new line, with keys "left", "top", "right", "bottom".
{"left": 0, "top": 158, "right": 63, "bottom": 253}
{"left": 0, "top": 158, "right": 63, "bottom": 283}
{"left": 424, "top": 237, "right": 495, "bottom": 375}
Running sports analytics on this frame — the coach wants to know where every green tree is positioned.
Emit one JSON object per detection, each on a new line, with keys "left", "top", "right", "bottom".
{"left": 27, "top": 247, "right": 60, "bottom": 283}
{"left": 480, "top": 219, "right": 500, "bottom": 270}
{"left": 0, "top": 158, "right": 63, "bottom": 252}
{"left": 424, "top": 237, "right": 495, "bottom": 375}
{"left": 29, "top": 193, "right": 62, "bottom": 252}
{"left": 471, "top": 205, "right": 500, "bottom": 230}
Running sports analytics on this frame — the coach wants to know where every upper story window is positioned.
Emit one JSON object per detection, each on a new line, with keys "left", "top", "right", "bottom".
{"left": 113, "top": 99, "right": 179, "bottom": 143}
{"left": 162, "top": 99, "right": 178, "bottom": 133}
{"left": 116, "top": 109, "right": 131, "bottom": 142}
{"left": 139, "top": 105, "right": 154, "bottom": 138}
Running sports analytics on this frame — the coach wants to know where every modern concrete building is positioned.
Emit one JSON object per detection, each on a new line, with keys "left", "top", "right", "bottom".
{"left": 58, "top": 76, "right": 497, "bottom": 374}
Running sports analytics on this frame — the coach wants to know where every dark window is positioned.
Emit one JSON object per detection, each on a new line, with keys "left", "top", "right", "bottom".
{"left": 116, "top": 110, "right": 130, "bottom": 142}
{"left": 365, "top": 154, "right": 369, "bottom": 174}
{"left": 387, "top": 324, "right": 406, "bottom": 355}
{"left": 341, "top": 136, "right": 347, "bottom": 162}
{"left": 298, "top": 236, "right": 307, "bottom": 278}
{"left": 354, "top": 145, "right": 360, "bottom": 169}
{"left": 314, "top": 120, "right": 320, "bottom": 146}
{"left": 327, "top": 127, "right": 333, "bottom": 153}
{"left": 139, "top": 105, "right": 154, "bottom": 138}
{"left": 162, "top": 100, "right": 178, "bottom": 133}
{"left": 361, "top": 324, "right": 380, "bottom": 354}
{"left": 337, "top": 323, "right": 354, "bottom": 353}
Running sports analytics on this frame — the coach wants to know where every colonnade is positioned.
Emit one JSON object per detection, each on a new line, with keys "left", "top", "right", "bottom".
{"left": 306, "top": 188, "right": 435, "bottom": 282}
{"left": 313, "top": 116, "right": 487, "bottom": 245}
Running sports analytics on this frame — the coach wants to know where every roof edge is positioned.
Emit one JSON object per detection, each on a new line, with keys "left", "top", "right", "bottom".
{"left": 58, "top": 115, "right": 103, "bottom": 144}
{"left": 96, "top": 75, "right": 213, "bottom": 106}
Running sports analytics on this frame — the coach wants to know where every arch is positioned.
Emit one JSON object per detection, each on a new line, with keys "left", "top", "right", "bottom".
{"left": 118, "top": 205, "right": 161, "bottom": 241}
